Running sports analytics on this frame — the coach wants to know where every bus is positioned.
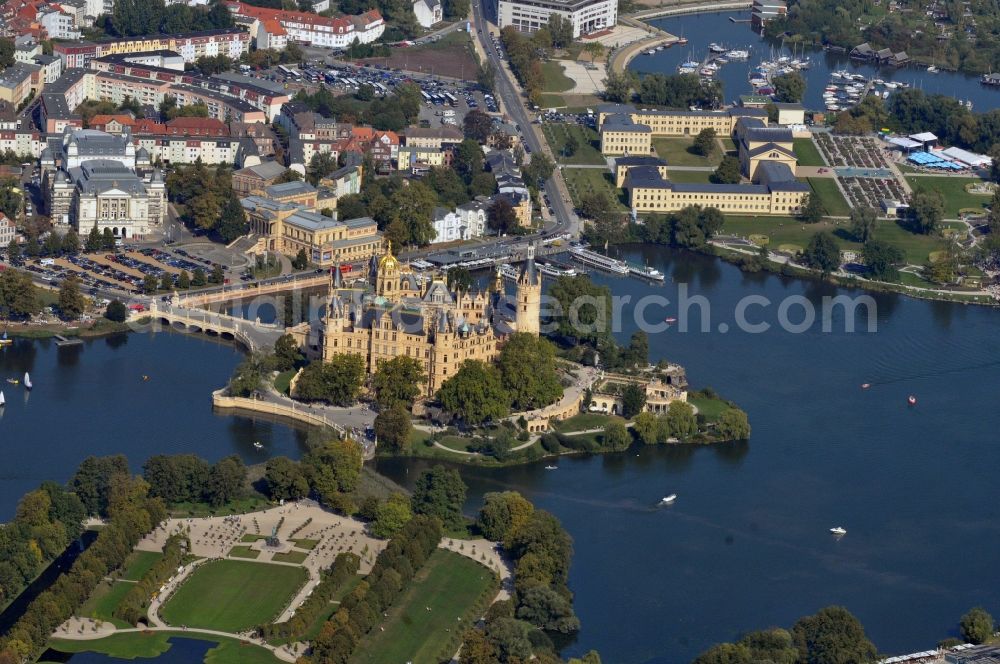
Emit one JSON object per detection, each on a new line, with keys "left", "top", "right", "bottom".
{"left": 444, "top": 92, "right": 457, "bottom": 105}
{"left": 277, "top": 64, "right": 295, "bottom": 78}
{"left": 421, "top": 90, "right": 432, "bottom": 103}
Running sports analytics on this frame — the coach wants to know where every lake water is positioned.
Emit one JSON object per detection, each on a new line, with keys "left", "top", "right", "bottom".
{"left": 377, "top": 246, "right": 1000, "bottom": 663}
{"left": 629, "top": 10, "right": 1000, "bottom": 111}
{"left": 40, "top": 636, "right": 218, "bottom": 663}
{"left": 7, "top": 249, "right": 1000, "bottom": 663}
{"left": 0, "top": 330, "right": 309, "bottom": 517}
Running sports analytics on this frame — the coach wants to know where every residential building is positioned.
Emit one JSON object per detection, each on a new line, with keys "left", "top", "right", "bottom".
{"left": 225, "top": 3, "right": 385, "bottom": 48}
{"left": 403, "top": 125, "right": 463, "bottom": 149}
{"left": 52, "top": 29, "right": 251, "bottom": 68}
{"left": 413, "top": 0, "right": 442, "bottom": 27}
{"left": 37, "top": 6, "right": 80, "bottom": 39}
{"left": 397, "top": 145, "right": 447, "bottom": 172}
{"left": 0, "top": 212, "right": 15, "bottom": 246}
{"left": 319, "top": 164, "right": 362, "bottom": 198}
{"left": 751, "top": 0, "right": 785, "bottom": 29}
{"left": 497, "top": 0, "right": 617, "bottom": 38}
{"left": 0, "top": 62, "right": 40, "bottom": 105}
{"left": 589, "top": 367, "right": 688, "bottom": 415}
{"left": 431, "top": 198, "right": 488, "bottom": 244}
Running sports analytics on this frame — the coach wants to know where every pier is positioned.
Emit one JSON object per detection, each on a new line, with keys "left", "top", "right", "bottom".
{"left": 53, "top": 335, "right": 83, "bottom": 346}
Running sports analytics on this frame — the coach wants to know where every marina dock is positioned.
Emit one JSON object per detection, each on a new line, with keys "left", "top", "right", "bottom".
{"left": 54, "top": 335, "right": 83, "bottom": 346}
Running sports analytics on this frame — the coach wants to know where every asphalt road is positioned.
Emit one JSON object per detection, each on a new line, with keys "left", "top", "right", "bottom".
{"left": 470, "top": 0, "right": 578, "bottom": 240}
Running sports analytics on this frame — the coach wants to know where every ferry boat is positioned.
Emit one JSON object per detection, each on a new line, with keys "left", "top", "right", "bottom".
{"left": 708, "top": 42, "right": 726, "bottom": 52}
{"left": 499, "top": 263, "right": 518, "bottom": 280}
{"left": 628, "top": 263, "right": 666, "bottom": 281}
{"left": 568, "top": 247, "right": 629, "bottom": 275}
{"left": 536, "top": 262, "right": 577, "bottom": 277}
{"left": 830, "top": 526, "right": 847, "bottom": 536}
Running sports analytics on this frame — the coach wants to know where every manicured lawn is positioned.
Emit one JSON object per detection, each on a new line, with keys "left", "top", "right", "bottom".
{"left": 688, "top": 394, "right": 732, "bottom": 422}
{"left": 351, "top": 550, "right": 496, "bottom": 664}
{"left": 808, "top": 178, "right": 851, "bottom": 217}
{"left": 242, "top": 534, "right": 267, "bottom": 542}
{"left": 230, "top": 545, "right": 260, "bottom": 559}
{"left": 794, "top": 137, "right": 826, "bottom": 166}
{"left": 539, "top": 93, "right": 566, "bottom": 109}
{"left": 291, "top": 538, "right": 319, "bottom": 550}
{"left": 666, "top": 168, "right": 713, "bottom": 184}
{"left": 652, "top": 137, "right": 723, "bottom": 167}
{"left": 561, "top": 167, "right": 627, "bottom": 210}
{"left": 47, "top": 631, "right": 281, "bottom": 664}
{"left": 905, "top": 176, "right": 990, "bottom": 218}
{"left": 78, "top": 580, "right": 134, "bottom": 628}
{"left": 540, "top": 61, "right": 575, "bottom": 93}
{"left": 721, "top": 215, "right": 949, "bottom": 264}
{"left": 542, "top": 123, "right": 605, "bottom": 165}
{"left": 554, "top": 412, "right": 627, "bottom": 432}
{"left": 273, "top": 370, "right": 295, "bottom": 395}
{"left": 273, "top": 550, "right": 308, "bottom": 564}
{"left": 160, "top": 560, "right": 307, "bottom": 632}
{"left": 121, "top": 550, "right": 163, "bottom": 581}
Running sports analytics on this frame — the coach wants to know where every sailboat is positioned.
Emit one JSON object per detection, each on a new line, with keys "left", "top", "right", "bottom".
{"left": 0, "top": 330, "right": 11, "bottom": 346}
{"left": 0, "top": 390, "right": 5, "bottom": 406}
{"left": 23, "top": 372, "right": 31, "bottom": 390}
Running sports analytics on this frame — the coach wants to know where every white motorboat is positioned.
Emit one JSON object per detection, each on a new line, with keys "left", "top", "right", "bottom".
{"left": 0, "top": 390, "right": 5, "bottom": 406}
{"left": 545, "top": 465, "right": 558, "bottom": 470}
{"left": 830, "top": 526, "right": 847, "bottom": 535}
{"left": 709, "top": 42, "right": 726, "bottom": 52}
{"left": 646, "top": 49, "right": 656, "bottom": 56}
{"left": 253, "top": 441, "right": 264, "bottom": 450}
{"left": 927, "top": 65, "right": 939, "bottom": 73}
{"left": 661, "top": 494, "right": 677, "bottom": 505}
{"left": 23, "top": 372, "right": 31, "bottom": 390}
{"left": 726, "top": 49, "right": 749, "bottom": 59}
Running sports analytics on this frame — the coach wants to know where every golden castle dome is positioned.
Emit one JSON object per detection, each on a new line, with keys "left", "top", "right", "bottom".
{"left": 378, "top": 240, "right": 399, "bottom": 271}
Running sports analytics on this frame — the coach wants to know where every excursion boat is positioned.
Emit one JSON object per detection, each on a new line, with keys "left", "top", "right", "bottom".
{"left": 628, "top": 263, "right": 666, "bottom": 281}
{"left": 699, "top": 68, "right": 716, "bottom": 77}
{"left": 536, "top": 262, "right": 577, "bottom": 277}
{"left": 678, "top": 65, "right": 697, "bottom": 74}
{"left": 830, "top": 527, "right": 847, "bottom": 536}
{"left": 568, "top": 247, "right": 629, "bottom": 275}
{"left": 499, "top": 263, "right": 518, "bottom": 280}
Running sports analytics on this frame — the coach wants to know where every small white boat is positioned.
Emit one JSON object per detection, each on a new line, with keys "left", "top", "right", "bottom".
{"left": 253, "top": 441, "right": 264, "bottom": 450}
{"left": 709, "top": 42, "right": 726, "bottom": 52}
{"left": 544, "top": 465, "right": 558, "bottom": 470}
{"left": 661, "top": 494, "right": 677, "bottom": 505}
{"left": 0, "top": 390, "right": 5, "bottom": 406}
{"left": 927, "top": 65, "right": 938, "bottom": 73}
{"left": 907, "top": 395, "right": 917, "bottom": 406}
{"left": 725, "top": 49, "right": 749, "bottom": 59}
{"left": 23, "top": 372, "right": 31, "bottom": 390}
{"left": 646, "top": 49, "right": 656, "bottom": 56}
{"left": 830, "top": 526, "right": 847, "bottom": 535}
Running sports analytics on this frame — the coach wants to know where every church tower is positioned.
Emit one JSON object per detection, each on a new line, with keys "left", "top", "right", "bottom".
{"left": 515, "top": 244, "right": 541, "bottom": 335}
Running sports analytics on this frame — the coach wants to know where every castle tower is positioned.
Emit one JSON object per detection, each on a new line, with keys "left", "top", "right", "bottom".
{"left": 515, "top": 244, "right": 541, "bottom": 336}
{"left": 375, "top": 241, "right": 400, "bottom": 298}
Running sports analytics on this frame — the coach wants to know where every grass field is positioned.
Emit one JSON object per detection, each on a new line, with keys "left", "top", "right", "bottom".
{"left": 721, "top": 215, "right": 949, "bottom": 263}
{"left": 291, "top": 538, "right": 319, "bottom": 550}
{"left": 121, "top": 551, "right": 163, "bottom": 581}
{"left": 688, "top": 393, "right": 733, "bottom": 422}
{"left": 561, "top": 167, "right": 627, "bottom": 209}
{"left": 808, "top": 178, "right": 851, "bottom": 217}
{"left": 229, "top": 545, "right": 260, "bottom": 559}
{"left": 241, "top": 534, "right": 267, "bottom": 542}
{"left": 358, "top": 31, "right": 476, "bottom": 80}
{"left": 794, "top": 138, "right": 826, "bottom": 166}
{"left": 160, "top": 560, "right": 307, "bottom": 632}
{"left": 540, "top": 61, "right": 575, "bottom": 93}
{"left": 351, "top": 550, "right": 496, "bottom": 664}
{"left": 273, "top": 551, "right": 308, "bottom": 564}
{"left": 77, "top": 580, "right": 134, "bottom": 628}
{"left": 554, "top": 412, "right": 627, "bottom": 432}
{"left": 541, "top": 123, "right": 605, "bottom": 165}
{"left": 47, "top": 631, "right": 281, "bottom": 664}
{"left": 905, "top": 176, "right": 990, "bottom": 217}
{"left": 652, "top": 137, "right": 723, "bottom": 167}
{"left": 666, "top": 168, "right": 713, "bottom": 184}
{"left": 273, "top": 370, "right": 295, "bottom": 395}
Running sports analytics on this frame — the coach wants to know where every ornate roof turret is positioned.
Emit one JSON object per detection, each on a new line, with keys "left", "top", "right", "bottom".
{"left": 378, "top": 240, "right": 399, "bottom": 271}
{"left": 518, "top": 243, "right": 539, "bottom": 287}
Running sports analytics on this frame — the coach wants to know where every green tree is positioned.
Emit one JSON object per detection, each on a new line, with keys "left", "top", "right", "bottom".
{"left": 143, "top": 273, "right": 159, "bottom": 294}
{"left": 791, "top": 606, "right": 877, "bottom": 664}
{"left": 104, "top": 299, "right": 128, "bottom": 323}
{"left": 799, "top": 193, "right": 825, "bottom": 223}
{"left": 272, "top": 333, "right": 303, "bottom": 371}
{"left": 446, "top": 266, "right": 474, "bottom": 293}
{"left": 85, "top": 226, "right": 102, "bottom": 252}
{"left": 205, "top": 455, "right": 246, "bottom": 507}
{"left": 862, "top": 239, "right": 904, "bottom": 282}
{"left": 191, "top": 267, "right": 207, "bottom": 287}
{"left": 263, "top": 456, "right": 309, "bottom": 501}
{"left": 522, "top": 153, "right": 555, "bottom": 188}
{"left": 711, "top": 155, "right": 742, "bottom": 184}
{"left": 773, "top": 71, "right": 806, "bottom": 103}
{"left": 960, "top": 607, "right": 995, "bottom": 644}
{"left": 488, "top": 198, "right": 520, "bottom": 235}
{"left": 6, "top": 237, "right": 20, "bottom": 262}
{"left": 57, "top": 275, "right": 86, "bottom": 320}
{"left": 159, "top": 272, "right": 173, "bottom": 291}
{"left": 497, "top": 333, "right": 563, "bottom": 410}
{"left": 0, "top": 268, "right": 38, "bottom": 319}
{"left": 61, "top": 230, "right": 80, "bottom": 255}
{"left": 717, "top": 408, "right": 751, "bottom": 440}
{"left": 410, "top": 465, "right": 467, "bottom": 530}
{"left": 632, "top": 411, "right": 659, "bottom": 444}
{"left": 923, "top": 249, "right": 959, "bottom": 285}
{"left": 292, "top": 248, "right": 309, "bottom": 270}
{"left": 372, "top": 403, "right": 412, "bottom": 454}
{"left": 216, "top": 192, "right": 248, "bottom": 243}
{"left": 210, "top": 264, "right": 225, "bottom": 284}
{"left": 370, "top": 493, "right": 412, "bottom": 538}
{"left": 176, "top": 270, "right": 191, "bottom": 290}
{"left": 547, "top": 13, "right": 573, "bottom": 47}
{"left": 909, "top": 190, "right": 944, "bottom": 234}
{"left": 463, "top": 109, "right": 494, "bottom": 142}
{"left": 294, "top": 355, "right": 365, "bottom": 406}
{"left": 478, "top": 491, "right": 534, "bottom": 544}
{"left": 661, "top": 400, "right": 697, "bottom": 441}
{"left": 437, "top": 360, "right": 510, "bottom": 425}
{"left": 801, "top": 232, "right": 841, "bottom": 273}
{"left": 603, "top": 71, "right": 634, "bottom": 103}
{"left": 620, "top": 383, "right": 646, "bottom": 418}
{"left": 850, "top": 206, "right": 880, "bottom": 243}
{"left": 228, "top": 353, "right": 265, "bottom": 397}
{"left": 307, "top": 152, "right": 338, "bottom": 186}
{"left": 693, "top": 127, "right": 716, "bottom": 156}
{"left": 516, "top": 586, "right": 580, "bottom": 633}
{"left": 371, "top": 356, "right": 426, "bottom": 409}
{"left": 302, "top": 437, "right": 362, "bottom": 508}
{"left": 602, "top": 421, "right": 631, "bottom": 451}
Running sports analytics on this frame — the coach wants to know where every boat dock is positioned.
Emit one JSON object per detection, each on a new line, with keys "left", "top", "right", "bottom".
{"left": 54, "top": 335, "right": 83, "bottom": 346}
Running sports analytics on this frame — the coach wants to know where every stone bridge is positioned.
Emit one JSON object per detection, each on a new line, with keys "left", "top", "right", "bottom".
{"left": 176, "top": 274, "right": 331, "bottom": 308}
{"left": 141, "top": 302, "right": 285, "bottom": 353}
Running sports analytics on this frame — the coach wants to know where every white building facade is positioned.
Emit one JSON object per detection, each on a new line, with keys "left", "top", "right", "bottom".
{"left": 497, "top": 0, "right": 617, "bottom": 37}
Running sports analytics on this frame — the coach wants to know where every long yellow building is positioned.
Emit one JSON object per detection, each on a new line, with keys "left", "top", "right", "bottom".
{"left": 316, "top": 244, "right": 543, "bottom": 396}
{"left": 596, "top": 104, "right": 769, "bottom": 138}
